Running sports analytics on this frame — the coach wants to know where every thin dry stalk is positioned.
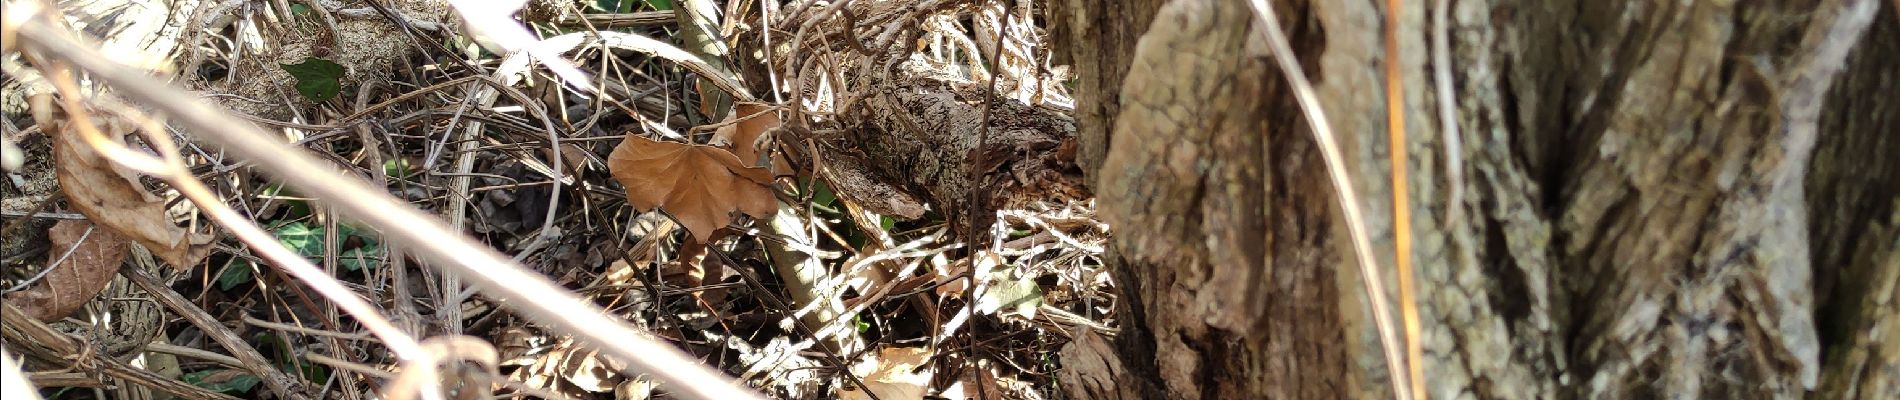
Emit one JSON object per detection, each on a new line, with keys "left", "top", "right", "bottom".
{"left": 1242, "top": 1, "right": 1414, "bottom": 399}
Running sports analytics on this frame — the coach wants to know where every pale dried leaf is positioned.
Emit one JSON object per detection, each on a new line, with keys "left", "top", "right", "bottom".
{"left": 839, "top": 346, "right": 933, "bottom": 400}
{"left": 5, "top": 220, "right": 129, "bottom": 321}
{"left": 615, "top": 377, "right": 655, "bottom": 400}
{"left": 560, "top": 349, "right": 621, "bottom": 393}
{"left": 608, "top": 135, "right": 776, "bottom": 241}
{"left": 49, "top": 112, "right": 210, "bottom": 269}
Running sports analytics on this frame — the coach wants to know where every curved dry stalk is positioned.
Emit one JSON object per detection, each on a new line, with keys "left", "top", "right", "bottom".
{"left": 2, "top": 4, "right": 764, "bottom": 399}
{"left": 1242, "top": 1, "right": 1414, "bottom": 400}
{"left": 40, "top": 59, "right": 441, "bottom": 400}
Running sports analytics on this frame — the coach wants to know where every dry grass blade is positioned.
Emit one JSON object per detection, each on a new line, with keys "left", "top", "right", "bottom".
{"left": 1381, "top": 0, "right": 1428, "bottom": 398}
{"left": 493, "top": 31, "right": 756, "bottom": 103}
{"left": 1242, "top": 1, "right": 1414, "bottom": 399}
{"left": 2, "top": 303, "right": 242, "bottom": 400}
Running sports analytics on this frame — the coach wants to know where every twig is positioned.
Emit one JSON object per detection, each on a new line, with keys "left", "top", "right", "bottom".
{"left": 0, "top": 211, "right": 88, "bottom": 220}
{"left": 33, "top": 25, "right": 430, "bottom": 400}
{"left": 1431, "top": 0, "right": 1466, "bottom": 231}
{"left": 1242, "top": 2, "right": 1413, "bottom": 400}
{"left": 552, "top": 12, "right": 677, "bottom": 29}
{"left": 3, "top": 303, "right": 241, "bottom": 400}
{"left": 1381, "top": 1, "right": 1428, "bottom": 398}
{"left": 143, "top": 343, "right": 246, "bottom": 369}
{"left": 122, "top": 267, "right": 308, "bottom": 399}
{"left": 3, "top": 6, "right": 764, "bottom": 399}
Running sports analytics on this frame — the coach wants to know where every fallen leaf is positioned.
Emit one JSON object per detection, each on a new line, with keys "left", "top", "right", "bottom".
{"left": 711, "top": 102, "right": 780, "bottom": 166}
{"left": 608, "top": 135, "right": 776, "bottom": 241}
{"left": 560, "top": 348, "right": 622, "bottom": 393}
{"left": 839, "top": 346, "right": 934, "bottom": 400}
{"left": 976, "top": 265, "right": 1043, "bottom": 320}
{"left": 48, "top": 107, "right": 211, "bottom": 269}
{"left": 5, "top": 220, "right": 129, "bottom": 321}
{"left": 615, "top": 377, "right": 656, "bottom": 400}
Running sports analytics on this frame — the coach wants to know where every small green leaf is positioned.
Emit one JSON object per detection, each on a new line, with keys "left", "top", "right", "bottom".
{"left": 339, "top": 244, "right": 381, "bottom": 271}
{"left": 289, "top": 4, "right": 309, "bottom": 14}
{"left": 217, "top": 260, "right": 255, "bottom": 291}
{"left": 382, "top": 159, "right": 413, "bottom": 179}
{"left": 271, "top": 221, "right": 324, "bottom": 257}
{"left": 281, "top": 57, "right": 344, "bottom": 101}
{"left": 813, "top": 180, "right": 838, "bottom": 207}
{"left": 644, "top": 0, "right": 674, "bottom": 10}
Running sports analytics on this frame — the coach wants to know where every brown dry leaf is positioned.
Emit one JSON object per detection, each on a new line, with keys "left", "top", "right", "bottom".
{"left": 5, "top": 220, "right": 129, "bottom": 321}
{"left": 608, "top": 135, "right": 776, "bottom": 242}
{"left": 48, "top": 109, "right": 210, "bottom": 269}
{"left": 712, "top": 102, "right": 780, "bottom": 166}
{"left": 560, "top": 348, "right": 623, "bottom": 393}
{"left": 838, "top": 346, "right": 934, "bottom": 400}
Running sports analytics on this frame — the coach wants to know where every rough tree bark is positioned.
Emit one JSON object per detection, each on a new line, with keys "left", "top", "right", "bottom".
{"left": 1054, "top": 0, "right": 1898, "bottom": 399}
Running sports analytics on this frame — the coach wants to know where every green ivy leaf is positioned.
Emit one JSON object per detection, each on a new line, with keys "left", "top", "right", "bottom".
{"left": 271, "top": 221, "right": 324, "bottom": 257}
{"left": 813, "top": 180, "right": 838, "bottom": 208}
{"left": 217, "top": 260, "right": 255, "bottom": 291}
{"left": 339, "top": 244, "right": 382, "bottom": 271}
{"left": 382, "top": 159, "right": 413, "bottom": 179}
{"left": 281, "top": 57, "right": 344, "bottom": 102}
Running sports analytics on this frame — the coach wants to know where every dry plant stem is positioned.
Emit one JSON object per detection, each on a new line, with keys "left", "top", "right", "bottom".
{"left": 1431, "top": 0, "right": 1466, "bottom": 229}
{"left": 33, "top": 29, "right": 437, "bottom": 398}
{"left": 144, "top": 342, "right": 247, "bottom": 369}
{"left": 1243, "top": 1, "right": 1412, "bottom": 399}
{"left": 554, "top": 11, "right": 677, "bottom": 28}
{"left": 122, "top": 266, "right": 309, "bottom": 399}
{"left": 677, "top": 0, "right": 734, "bottom": 117}
{"left": 50, "top": 66, "right": 322, "bottom": 398}
{"left": 2, "top": 303, "right": 241, "bottom": 400}
{"left": 5, "top": 10, "right": 765, "bottom": 400}
{"left": 1381, "top": 1, "right": 1428, "bottom": 398}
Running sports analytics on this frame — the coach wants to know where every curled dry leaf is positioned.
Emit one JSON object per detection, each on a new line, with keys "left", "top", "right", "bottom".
{"left": 608, "top": 135, "right": 776, "bottom": 242}
{"left": 48, "top": 108, "right": 211, "bottom": 269}
{"left": 6, "top": 220, "right": 130, "bottom": 321}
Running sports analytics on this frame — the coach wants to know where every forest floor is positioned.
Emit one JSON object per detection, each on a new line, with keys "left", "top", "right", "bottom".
{"left": 0, "top": 1, "right": 1110, "bottom": 399}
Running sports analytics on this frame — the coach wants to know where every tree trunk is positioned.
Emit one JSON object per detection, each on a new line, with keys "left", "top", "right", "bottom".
{"left": 1055, "top": 0, "right": 1898, "bottom": 399}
